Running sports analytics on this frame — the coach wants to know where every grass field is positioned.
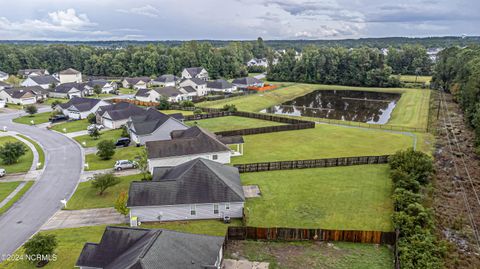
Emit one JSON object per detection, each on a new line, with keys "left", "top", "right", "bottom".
{"left": 231, "top": 124, "right": 413, "bottom": 164}
{"left": 16, "top": 134, "right": 45, "bottom": 169}
{"left": 0, "top": 181, "right": 34, "bottom": 215}
{"left": 185, "top": 116, "right": 285, "bottom": 132}
{"left": 399, "top": 75, "right": 432, "bottom": 83}
{"left": 225, "top": 240, "right": 393, "bottom": 269}
{"left": 5, "top": 104, "right": 24, "bottom": 110}
{"left": 85, "top": 146, "right": 143, "bottom": 171}
{"left": 197, "top": 83, "right": 431, "bottom": 130}
{"left": 0, "top": 220, "right": 240, "bottom": 269}
{"left": 118, "top": 87, "right": 136, "bottom": 95}
{"left": 74, "top": 129, "right": 123, "bottom": 148}
{"left": 67, "top": 173, "right": 142, "bottom": 209}
{"left": 13, "top": 112, "right": 51, "bottom": 125}
{"left": 44, "top": 98, "right": 67, "bottom": 106}
{"left": 50, "top": 119, "right": 89, "bottom": 133}
{"left": 0, "top": 181, "right": 21, "bottom": 202}
{"left": 159, "top": 109, "right": 194, "bottom": 116}
{"left": 242, "top": 165, "right": 393, "bottom": 231}
{"left": 0, "top": 136, "right": 33, "bottom": 173}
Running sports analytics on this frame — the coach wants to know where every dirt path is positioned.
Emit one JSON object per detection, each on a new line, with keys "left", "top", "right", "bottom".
{"left": 433, "top": 92, "right": 480, "bottom": 268}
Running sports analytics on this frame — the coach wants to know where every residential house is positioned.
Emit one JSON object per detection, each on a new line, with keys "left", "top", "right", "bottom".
{"left": 207, "top": 79, "right": 237, "bottom": 93}
{"left": 178, "top": 78, "right": 208, "bottom": 96}
{"left": 181, "top": 67, "right": 209, "bottom": 81}
{"left": 0, "top": 86, "right": 45, "bottom": 105}
{"left": 59, "top": 68, "right": 82, "bottom": 84}
{"left": 247, "top": 58, "right": 268, "bottom": 68}
{"left": 96, "top": 102, "right": 145, "bottom": 129}
{"left": 50, "top": 82, "right": 92, "bottom": 99}
{"left": 21, "top": 75, "right": 59, "bottom": 89}
{"left": 0, "top": 81, "right": 11, "bottom": 90}
{"left": 75, "top": 226, "right": 225, "bottom": 269}
{"left": 135, "top": 86, "right": 195, "bottom": 103}
{"left": 128, "top": 158, "right": 245, "bottom": 222}
{"left": 0, "top": 70, "right": 8, "bottom": 81}
{"left": 121, "top": 77, "right": 151, "bottom": 90}
{"left": 87, "top": 79, "right": 116, "bottom": 94}
{"left": 232, "top": 77, "right": 264, "bottom": 89}
{"left": 17, "top": 69, "right": 49, "bottom": 78}
{"left": 151, "top": 74, "right": 179, "bottom": 87}
{"left": 146, "top": 126, "right": 234, "bottom": 171}
{"left": 127, "top": 108, "right": 188, "bottom": 145}
{"left": 56, "top": 97, "right": 109, "bottom": 119}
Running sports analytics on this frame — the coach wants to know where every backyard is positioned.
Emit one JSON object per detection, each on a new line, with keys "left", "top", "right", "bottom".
{"left": 242, "top": 165, "right": 393, "bottom": 231}
{"left": 0, "top": 136, "right": 33, "bottom": 173}
{"left": 84, "top": 146, "right": 143, "bottom": 171}
{"left": 185, "top": 116, "right": 286, "bottom": 132}
{"left": 50, "top": 119, "right": 89, "bottom": 133}
{"left": 231, "top": 123, "right": 413, "bottom": 164}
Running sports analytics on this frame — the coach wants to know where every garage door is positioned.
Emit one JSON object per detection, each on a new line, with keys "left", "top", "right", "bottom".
{"left": 68, "top": 111, "right": 81, "bottom": 120}
{"left": 103, "top": 119, "right": 114, "bottom": 129}
{"left": 21, "top": 98, "right": 36, "bottom": 105}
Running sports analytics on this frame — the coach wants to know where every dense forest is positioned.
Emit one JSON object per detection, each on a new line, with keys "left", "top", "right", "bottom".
{"left": 432, "top": 45, "right": 480, "bottom": 143}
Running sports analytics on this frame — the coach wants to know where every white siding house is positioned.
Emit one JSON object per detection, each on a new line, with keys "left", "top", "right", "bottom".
{"left": 178, "top": 78, "right": 208, "bottom": 96}
{"left": 148, "top": 151, "right": 230, "bottom": 173}
{"left": 181, "top": 67, "right": 209, "bottom": 81}
{"left": 59, "top": 68, "right": 82, "bottom": 84}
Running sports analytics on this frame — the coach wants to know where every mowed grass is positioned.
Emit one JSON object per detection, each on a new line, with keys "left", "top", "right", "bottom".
{"left": 185, "top": 116, "right": 285, "bottom": 132}
{"left": 0, "top": 136, "right": 33, "bottom": 173}
{"left": 0, "top": 181, "right": 21, "bottom": 202}
{"left": 231, "top": 124, "right": 413, "bottom": 164}
{"left": 159, "top": 109, "right": 194, "bottom": 116}
{"left": 399, "top": 75, "right": 432, "bottom": 83}
{"left": 225, "top": 240, "right": 393, "bottom": 269}
{"left": 242, "top": 165, "right": 393, "bottom": 231}
{"left": 198, "top": 83, "right": 431, "bottom": 130}
{"left": 67, "top": 173, "right": 142, "bottom": 210}
{"left": 0, "top": 220, "right": 239, "bottom": 269}
{"left": 0, "top": 181, "right": 34, "bottom": 215}
{"left": 44, "top": 98, "right": 67, "bottom": 106}
{"left": 50, "top": 119, "right": 89, "bottom": 133}
{"left": 74, "top": 129, "right": 123, "bottom": 148}
{"left": 16, "top": 134, "right": 45, "bottom": 169}
{"left": 85, "top": 146, "right": 143, "bottom": 171}
{"left": 13, "top": 112, "right": 51, "bottom": 125}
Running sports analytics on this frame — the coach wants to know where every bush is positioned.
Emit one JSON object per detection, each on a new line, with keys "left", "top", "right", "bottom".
{"left": 96, "top": 140, "right": 115, "bottom": 160}
{"left": 121, "top": 125, "right": 130, "bottom": 138}
{"left": 23, "top": 234, "right": 57, "bottom": 266}
{"left": 87, "top": 113, "right": 97, "bottom": 124}
{"left": 24, "top": 105, "right": 37, "bottom": 116}
{"left": 0, "top": 141, "right": 27, "bottom": 165}
{"left": 156, "top": 97, "right": 170, "bottom": 110}
{"left": 50, "top": 100, "right": 62, "bottom": 109}
{"left": 115, "top": 191, "right": 129, "bottom": 215}
{"left": 91, "top": 172, "right": 119, "bottom": 195}
{"left": 180, "top": 100, "right": 195, "bottom": 108}
{"left": 88, "top": 127, "right": 101, "bottom": 140}
{"left": 193, "top": 108, "right": 202, "bottom": 115}
{"left": 389, "top": 148, "right": 433, "bottom": 185}
{"left": 223, "top": 104, "right": 237, "bottom": 112}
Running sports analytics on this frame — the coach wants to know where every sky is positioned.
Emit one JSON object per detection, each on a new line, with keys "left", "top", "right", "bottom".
{"left": 0, "top": 0, "right": 478, "bottom": 40}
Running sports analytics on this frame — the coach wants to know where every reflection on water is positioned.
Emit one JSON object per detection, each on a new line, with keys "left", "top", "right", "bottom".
{"left": 261, "top": 90, "right": 401, "bottom": 124}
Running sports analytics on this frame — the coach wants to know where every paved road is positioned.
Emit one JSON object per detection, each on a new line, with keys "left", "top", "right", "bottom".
{"left": 0, "top": 109, "right": 83, "bottom": 260}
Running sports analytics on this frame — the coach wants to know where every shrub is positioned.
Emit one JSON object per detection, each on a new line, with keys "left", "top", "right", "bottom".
{"left": 223, "top": 104, "right": 237, "bottom": 112}
{"left": 87, "top": 113, "right": 97, "bottom": 124}
{"left": 156, "top": 97, "right": 170, "bottom": 110}
{"left": 389, "top": 148, "right": 433, "bottom": 185}
{"left": 120, "top": 125, "right": 130, "bottom": 138}
{"left": 24, "top": 105, "right": 38, "bottom": 116}
{"left": 193, "top": 108, "right": 203, "bottom": 115}
{"left": 88, "top": 127, "right": 101, "bottom": 140}
{"left": 115, "top": 191, "right": 129, "bottom": 215}
{"left": 23, "top": 234, "right": 57, "bottom": 266}
{"left": 91, "top": 172, "right": 119, "bottom": 195}
{"left": 0, "top": 141, "right": 27, "bottom": 165}
{"left": 96, "top": 140, "right": 115, "bottom": 160}
{"left": 180, "top": 100, "right": 194, "bottom": 107}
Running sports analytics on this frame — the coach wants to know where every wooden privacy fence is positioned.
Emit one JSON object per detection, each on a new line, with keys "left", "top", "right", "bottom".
{"left": 234, "top": 155, "right": 390, "bottom": 173}
{"left": 227, "top": 226, "right": 396, "bottom": 245}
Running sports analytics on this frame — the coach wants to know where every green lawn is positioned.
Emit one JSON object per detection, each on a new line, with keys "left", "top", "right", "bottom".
{"left": 399, "top": 75, "right": 432, "bottom": 83}
{"left": 0, "top": 181, "right": 21, "bottom": 202}
{"left": 225, "top": 240, "right": 393, "bottom": 269}
{"left": 5, "top": 103, "right": 24, "bottom": 110}
{"left": 50, "top": 119, "right": 89, "bottom": 133}
{"left": 0, "top": 220, "right": 239, "bottom": 269}
{"left": 67, "top": 173, "right": 142, "bottom": 210}
{"left": 159, "top": 109, "right": 194, "bottom": 116}
{"left": 242, "top": 165, "right": 393, "bottom": 231}
{"left": 16, "top": 134, "right": 45, "bottom": 170}
{"left": 13, "top": 112, "right": 51, "bottom": 125}
{"left": 0, "top": 181, "right": 34, "bottom": 215}
{"left": 74, "top": 129, "right": 123, "bottom": 148}
{"left": 85, "top": 146, "right": 143, "bottom": 171}
{"left": 0, "top": 136, "right": 33, "bottom": 173}
{"left": 118, "top": 87, "right": 136, "bottom": 95}
{"left": 44, "top": 98, "right": 67, "bottom": 106}
{"left": 186, "top": 116, "right": 285, "bottom": 132}
{"left": 197, "top": 83, "right": 431, "bottom": 130}
{"left": 231, "top": 124, "right": 413, "bottom": 164}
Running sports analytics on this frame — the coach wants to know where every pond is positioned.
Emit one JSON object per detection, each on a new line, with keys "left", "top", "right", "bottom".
{"left": 261, "top": 90, "right": 401, "bottom": 124}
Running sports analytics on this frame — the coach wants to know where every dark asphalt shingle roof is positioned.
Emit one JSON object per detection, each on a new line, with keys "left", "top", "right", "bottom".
{"left": 154, "top": 74, "right": 179, "bottom": 83}
{"left": 152, "top": 86, "right": 183, "bottom": 98}
{"left": 53, "top": 82, "right": 87, "bottom": 93}
{"left": 232, "top": 77, "right": 263, "bottom": 86}
{"left": 146, "top": 126, "right": 230, "bottom": 159}
{"left": 184, "top": 67, "right": 205, "bottom": 77}
{"left": 128, "top": 108, "right": 182, "bottom": 136}
{"left": 207, "top": 79, "right": 234, "bottom": 90}
{"left": 99, "top": 102, "right": 145, "bottom": 121}
{"left": 128, "top": 158, "right": 244, "bottom": 207}
{"left": 124, "top": 77, "right": 151, "bottom": 85}
{"left": 180, "top": 85, "right": 196, "bottom": 93}
{"left": 18, "top": 69, "right": 48, "bottom": 76}
{"left": 29, "top": 75, "right": 58, "bottom": 85}
{"left": 135, "top": 88, "right": 150, "bottom": 98}
{"left": 87, "top": 79, "right": 110, "bottom": 88}
{"left": 59, "top": 68, "right": 81, "bottom": 74}
{"left": 76, "top": 226, "right": 224, "bottom": 269}
{"left": 58, "top": 97, "right": 105, "bottom": 112}
{"left": 3, "top": 86, "right": 42, "bottom": 99}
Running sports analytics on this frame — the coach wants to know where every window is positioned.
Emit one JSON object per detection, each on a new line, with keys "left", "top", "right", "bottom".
{"left": 213, "top": 204, "right": 219, "bottom": 214}
{"left": 225, "top": 203, "right": 230, "bottom": 210}
{"left": 190, "top": 204, "right": 196, "bottom": 215}
{"left": 212, "top": 154, "right": 218, "bottom": 160}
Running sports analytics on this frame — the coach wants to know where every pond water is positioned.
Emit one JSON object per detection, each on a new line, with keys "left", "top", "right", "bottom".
{"left": 261, "top": 90, "right": 401, "bottom": 124}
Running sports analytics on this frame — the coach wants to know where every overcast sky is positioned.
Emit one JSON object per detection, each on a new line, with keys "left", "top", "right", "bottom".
{"left": 0, "top": 0, "right": 478, "bottom": 40}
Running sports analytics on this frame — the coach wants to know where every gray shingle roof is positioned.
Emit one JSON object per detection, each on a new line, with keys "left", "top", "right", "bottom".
{"left": 135, "top": 88, "right": 150, "bottom": 98}
{"left": 154, "top": 74, "right": 179, "bottom": 83}
{"left": 152, "top": 86, "right": 182, "bottom": 98}
{"left": 188, "top": 77, "right": 207, "bottom": 85}
{"left": 99, "top": 102, "right": 145, "bottom": 121}
{"left": 146, "top": 126, "right": 230, "bottom": 159}
{"left": 127, "top": 108, "right": 183, "bottom": 136}
{"left": 88, "top": 79, "right": 110, "bottom": 88}
{"left": 18, "top": 69, "right": 48, "bottom": 76}
{"left": 124, "top": 77, "right": 151, "bottom": 85}
{"left": 29, "top": 75, "right": 58, "bottom": 85}
{"left": 0, "top": 70, "right": 7, "bottom": 77}
{"left": 76, "top": 226, "right": 224, "bottom": 269}
{"left": 128, "top": 158, "right": 244, "bottom": 207}
{"left": 58, "top": 97, "right": 104, "bottom": 112}
{"left": 53, "top": 82, "right": 87, "bottom": 93}
{"left": 181, "top": 85, "right": 196, "bottom": 93}
{"left": 184, "top": 67, "right": 205, "bottom": 77}
{"left": 59, "top": 68, "right": 81, "bottom": 75}
{"left": 3, "top": 86, "right": 42, "bottom": 99}
{"left": 0, "top": 81, "right": 11, "bottom": 87}
{"left": 232, "top": 77, "right": 263, "bottom": 86}
{"left": 207, "top": 79, "right": 233, "bottom": 90}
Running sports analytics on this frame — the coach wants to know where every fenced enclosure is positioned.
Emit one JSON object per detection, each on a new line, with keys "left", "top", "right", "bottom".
{"left": 234, "top": 155, "right": 390, "bottom": 173}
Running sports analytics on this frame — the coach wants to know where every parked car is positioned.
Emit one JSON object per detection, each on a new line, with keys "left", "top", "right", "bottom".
{"left": 115, "top": 137, "right": 131, "bottom": 147}
{"left": 114, "top": 160, "right": 137, "bottom": 171}
{"left": 0, "top": 168, "right": 6, "bottom": 177}
{"left": 87, "top": 124, "right": 104, "bottom": 131}
{"left": 49, "top": 114, "right": 68, "bottom": 123}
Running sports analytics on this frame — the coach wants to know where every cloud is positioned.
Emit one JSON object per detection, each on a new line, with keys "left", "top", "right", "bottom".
{"left": 116, "top": 5, "right": 161, "bottom": 18}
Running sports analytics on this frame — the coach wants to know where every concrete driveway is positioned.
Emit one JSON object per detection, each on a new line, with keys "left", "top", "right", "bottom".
{"left": 0, "top": 108, "right": 83, "bottom": 261}
{"left": 223, "top": 259, "right": 269, "bottom": 269}
{"left": 41, "top": 208, "right": 126, "bottom": 230}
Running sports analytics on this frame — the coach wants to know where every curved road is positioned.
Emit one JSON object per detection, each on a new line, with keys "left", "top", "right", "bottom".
{"left": 0, "top": 109, "right": 82, "bottom": 260}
